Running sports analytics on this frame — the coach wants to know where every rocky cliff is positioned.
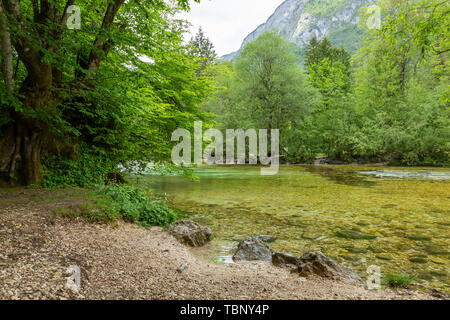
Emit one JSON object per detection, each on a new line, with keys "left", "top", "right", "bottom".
{"left": 221, "top": 0, "right": 374, "bottom": 60}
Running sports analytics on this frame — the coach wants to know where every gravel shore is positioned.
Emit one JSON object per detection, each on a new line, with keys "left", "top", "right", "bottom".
{"left": 0, "top": 189, "right": 436, "bottom": 300}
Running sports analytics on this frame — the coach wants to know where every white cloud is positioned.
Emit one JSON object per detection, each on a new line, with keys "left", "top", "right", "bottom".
{"left": 177, "top": 0, "right": 285, "bottom": 56}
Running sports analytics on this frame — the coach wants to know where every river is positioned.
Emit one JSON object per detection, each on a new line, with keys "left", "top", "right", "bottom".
{"left": 144, "top": 165, "right": 449, "bottom": 293}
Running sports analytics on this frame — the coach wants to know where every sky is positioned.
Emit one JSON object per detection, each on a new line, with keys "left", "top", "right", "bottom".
{"left": 177, "top": 0, "right": 286, "bottom": 57}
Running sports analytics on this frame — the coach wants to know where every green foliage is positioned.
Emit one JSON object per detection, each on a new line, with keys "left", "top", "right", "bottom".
{"left": 204, "top": 1, "right": 448, "bottom": 166}
{"left": 0, "top": 0, "right": 210, "bottom": 185}
{"left": 53, "top": 184, "right": 178, "bottom": 227}
{"left": 305, "top": 37, "right": 352, "bottom": 102}
{"left": 203, "top": 32, "right": 320, "bottom": 162}
{"left": 233, "top": 31, "right": 319, "bottom": 131}
{"left": 327, "top": 23, "right": 365, "bottom": 54}
{"left": 100, "top": 184, "right": 177, "bottom": 227}
{"left": 305, "top": 0, "right": 353, "bottom": 18}
{"left": 385, "top": 273, "right": 418, "bottom": 288}
{"left": 349, "top": 0, "right": 450, "bottom": 165}
{"left": 42, "top": 147, "right": 116, "bottom": 188}
{"left": 54, "top": 201, "right": 121, "bottom": 224}
{"left": 188, "top": 27, "right": 218, "bottom": 74}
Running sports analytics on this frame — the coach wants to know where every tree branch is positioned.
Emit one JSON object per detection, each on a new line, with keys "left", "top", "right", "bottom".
{"left": 1, "top": 0, "right": 41, "bottom": 80}
{"left": 84, "top": 0, "right": 125, "bottom": 82}
{"left": 61, "top": 0, "right": 75, "bottom": 26}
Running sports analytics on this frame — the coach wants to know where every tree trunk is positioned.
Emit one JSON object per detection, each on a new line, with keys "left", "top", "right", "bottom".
{"left": 18, "top": 121, "right": 42, "bottom": 185}
{"left": 0, "top": 73, "right": 51, "bottom": 185}
{"left": 0, "top": 4, "right": 14, "bottom": 92}
{"left": 0, "top": 118, "right": 43, "bottom": 185}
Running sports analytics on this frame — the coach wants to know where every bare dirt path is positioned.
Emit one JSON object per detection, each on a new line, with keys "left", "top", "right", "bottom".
{"left": 0, "top": 189, "right": 436, "bottom": 300}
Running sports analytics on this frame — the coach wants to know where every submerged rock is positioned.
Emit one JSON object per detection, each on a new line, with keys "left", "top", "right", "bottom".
{"left": 254, "top": 235, "right": 277, "bottom": 243}
{"left": 425, "top": 245, "right": 448, "bottom": 256}
{"left": 344, "top": 246, "right": 368, "bottom": 254}
{"left": 272, "top": 252, "right": 300, "bottom": 268}
{"left": 343, "top": 255, "right": 361, "bottom": 262}
{"left": 407, "top": 235, "right": 432, "bottom": 241}
{"left": 170, "top": 221, "right": 212, "bottom": 247}
{"left": 409, "top": 257, "right": 428, "bottom": 264}
{"left": 233, "top": 236, "right": 273, "bottom": 262}
{"left": 296, "top": 251, "right": 367, "bottom": 287}
{"left": 301, "top": 232, "right": 326, "bottom": 241}
{"left": 367, "top": 246, "right": 383, "bottom": 253}
{"left": 335, "top": 230, "right": 377, "bottom": 240}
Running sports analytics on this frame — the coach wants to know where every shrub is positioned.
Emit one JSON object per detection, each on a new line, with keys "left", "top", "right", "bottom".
{"left": 42, "top": 149, "right": 116, "bottom": 188}
{"left": 100, "top": 184, "right": 177, "bottom": 227}
{"left": 385, "top": 273, "right": 417, "bottom": 288}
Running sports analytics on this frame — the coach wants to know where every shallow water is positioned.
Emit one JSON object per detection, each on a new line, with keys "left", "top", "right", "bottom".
{"left": 145, "top": 165, "right": 450, "bottom": 292}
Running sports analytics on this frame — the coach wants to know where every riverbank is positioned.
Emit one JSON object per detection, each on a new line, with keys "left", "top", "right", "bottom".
{"left": 0, "top": 188, "right": 439, "bottom": 300}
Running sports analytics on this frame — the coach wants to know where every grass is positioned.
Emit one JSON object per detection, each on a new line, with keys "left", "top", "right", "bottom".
{"left": 52, "top": 184, "right": 180, "bottom": 227}
{"left": 53, "top": 200, "right": 120, "bottom": 225}
{"left": 385, "top": 273, "right": 418, "bottom": 288}
{"left": 1, "top": 170, "right": 186, "bottom": 228}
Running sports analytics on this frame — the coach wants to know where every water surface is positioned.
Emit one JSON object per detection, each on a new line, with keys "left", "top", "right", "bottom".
{"left": 145, "top": 165, "right": 449, "bottom": 292}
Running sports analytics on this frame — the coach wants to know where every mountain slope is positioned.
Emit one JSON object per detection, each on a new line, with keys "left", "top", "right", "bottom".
{"left": 221, "top": 0, "right": 374, "bottom": 61}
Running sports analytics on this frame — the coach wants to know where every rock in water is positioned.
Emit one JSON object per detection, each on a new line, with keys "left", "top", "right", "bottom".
{"left": 296, "top": 251, "right": 367, "bottom": 287}
{"left": 335, "top": 230, "right": 377, "bottom": 240}
{"left": 272, "top": 252, "right": 300, "bottom": 268}
{"left": 254, "top": 235, "right": 277, "bottom": 243}
{"left": 170, "top": 221, "right": 212, "bottom": 247}
{"left": 233, "top": 236, "right": 273, "bottom": 261}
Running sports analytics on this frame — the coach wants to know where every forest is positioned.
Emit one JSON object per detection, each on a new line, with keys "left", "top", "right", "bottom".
{"left": 0, "top": 0, "right": 448, "bottom": 188}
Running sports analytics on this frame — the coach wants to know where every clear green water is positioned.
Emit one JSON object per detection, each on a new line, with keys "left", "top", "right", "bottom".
{"left": 144, "top": 165, "right": 449, "bottom": 292}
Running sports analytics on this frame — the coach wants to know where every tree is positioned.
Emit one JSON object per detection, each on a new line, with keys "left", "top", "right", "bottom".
{"left": 188, "top": 27, "right": 217, "bottom": 73}
{"left": 305, "top": 37, "right": 352, "bottom": 106}
{"left": 349, "top": 0, "right": 450, "bottom": 165}
{"left": 0, "top": 0, "right": 199, "bottom": 185}
{"left": 203, "top": 31, "right": 320, "bottom": 162}
{"left": 232, "top": 31, "right": 319, "bottom": 132}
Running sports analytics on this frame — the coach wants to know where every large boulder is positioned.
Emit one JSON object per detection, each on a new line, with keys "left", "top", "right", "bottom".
{"left": 170, "top": 221, "right": 212, "bottom": 247}
{"left": 272, "top": 252, "right": 300, "bottom": 269}
{"left": 233, "top": 236, "right": 273, "bottom": 262}
{"left": 296, "top": 251, "right": 367, "bottom": 287}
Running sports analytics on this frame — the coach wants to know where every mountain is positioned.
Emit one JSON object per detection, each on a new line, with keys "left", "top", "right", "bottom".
{"left": 221, "top": 0, "right": 374, "bottom": 61}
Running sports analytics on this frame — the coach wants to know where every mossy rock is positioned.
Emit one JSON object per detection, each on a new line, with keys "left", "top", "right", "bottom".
{"left": 367, "top": 246, "right": 383, "bottom": 253}
{"left": 335, "top": 230, "right": 377, "bottom": 240}
{"left": 407, "top": 235, "right": 432, "bottom": 241}
{"left": 381, "top": 204, "right": 397, "bottom": 209}
{"left": 409, "top": 257, "right": 428, "bottom": 264}
{"left": 429, "top": 271, "right": 448, "bottom": 278}
{"left": 343, "top": 255, "right": 360, "bottom": 262}
{"left": 418, "top": 273, "right": 433, "bottom": 280}
{"left": 424, "top": 245, "right": 448, "bottom": 256}
{"left": 302, "top": 232, "right": 326, "bottom": 241}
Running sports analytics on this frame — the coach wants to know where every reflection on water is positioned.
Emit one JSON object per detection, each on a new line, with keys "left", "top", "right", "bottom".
{"left": 306, "top": 166, "right": 377, "bottom": 187}
{"left": 144, "top": 165, "right": 450, "bottom": 293}
{"left": 359, "top": 170, "right": 450, "bottom": 180}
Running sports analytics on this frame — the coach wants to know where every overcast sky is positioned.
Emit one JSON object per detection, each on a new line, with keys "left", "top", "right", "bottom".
{"left": 177, "top": 0, "right": 285, "bottom": 56}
